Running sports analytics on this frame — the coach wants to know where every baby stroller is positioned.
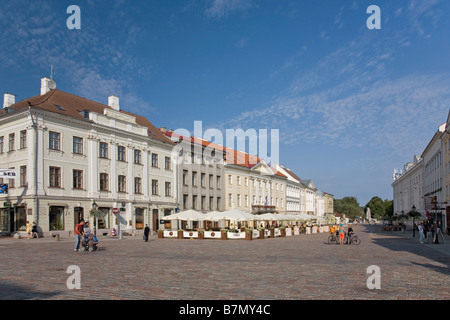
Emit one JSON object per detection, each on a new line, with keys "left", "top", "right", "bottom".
{"left": 80, "top": 233, "right": 98, "bottom": 252}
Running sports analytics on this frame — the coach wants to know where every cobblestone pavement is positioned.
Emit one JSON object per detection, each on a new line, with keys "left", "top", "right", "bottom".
{"left": 0, "top": 224, "right": 449, "bottom": 300}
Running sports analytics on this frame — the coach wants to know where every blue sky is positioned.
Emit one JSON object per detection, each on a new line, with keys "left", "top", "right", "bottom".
{"left": 1, "top": 0, "right": 450, "bottom": 206}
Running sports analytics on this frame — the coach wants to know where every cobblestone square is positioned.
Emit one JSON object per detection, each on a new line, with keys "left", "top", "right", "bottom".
{"left": 0, "top": 224, "right": 449, "bottom": 300}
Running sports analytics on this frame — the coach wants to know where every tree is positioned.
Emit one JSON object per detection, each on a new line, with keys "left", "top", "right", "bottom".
{"left": 364, "top": 197, "right": 393, "bottom": 220}
{"left": 334, "top": 196, "right": 363, "bottom": 219}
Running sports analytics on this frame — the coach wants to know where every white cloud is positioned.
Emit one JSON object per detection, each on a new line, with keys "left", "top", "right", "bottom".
{"left": 205, "top": 0, "right": 253, "bottom": 18}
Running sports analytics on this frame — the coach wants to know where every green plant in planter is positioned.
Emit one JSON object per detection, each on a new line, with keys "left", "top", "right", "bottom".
{"left": 198, "top": 229, "right": 205, "bottom": 234}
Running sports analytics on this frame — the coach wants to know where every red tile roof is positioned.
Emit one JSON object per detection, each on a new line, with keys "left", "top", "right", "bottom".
{"left": 2, "top": 89, "right": 173, "bottom": 145}
{"left": 163, "top": 130, "right": 286, "bottom": 178}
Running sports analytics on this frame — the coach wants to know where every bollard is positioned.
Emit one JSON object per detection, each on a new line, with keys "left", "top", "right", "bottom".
{"left": 119, "top": 230, "right": 123, "bottom": 240}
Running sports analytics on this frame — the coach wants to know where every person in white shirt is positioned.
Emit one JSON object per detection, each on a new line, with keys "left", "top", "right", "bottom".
{"left": 418, "top": 222, "right": 424, "bottom": 244}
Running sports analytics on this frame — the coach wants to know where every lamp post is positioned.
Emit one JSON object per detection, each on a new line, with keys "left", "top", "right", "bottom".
{"left": 92, "top": 201, "right": 98, "bottom": 236}
{"left": 412, "top": 205, "right": 416, "bottom": 237}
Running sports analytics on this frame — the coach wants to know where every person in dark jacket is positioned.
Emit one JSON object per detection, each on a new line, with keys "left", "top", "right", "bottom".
{"left": 144, "top": 224, "right": 150, "bottom": 242}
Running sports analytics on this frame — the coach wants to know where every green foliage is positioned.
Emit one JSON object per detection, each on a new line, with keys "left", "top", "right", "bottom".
{"left": 334, "top": 196, "right": 363, "bottom": 219}
{"left": 364, "top": 197, "right": 394, "bottom": 219}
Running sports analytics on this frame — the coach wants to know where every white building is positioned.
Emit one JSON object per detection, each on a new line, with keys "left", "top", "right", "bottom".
{"left": 0, "top": 77, "right": 177, "bottom": 236}
{"left": 422, "top": 123, "right": 446, "bottom": 226}
{"left": 273, "top": 164, "right": 301, "bottom": 215}
{"left": 392, "top": 155, "right": 424, "bottom": 215}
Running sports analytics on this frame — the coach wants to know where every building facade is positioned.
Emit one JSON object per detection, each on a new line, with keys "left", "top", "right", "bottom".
{"left": 223, "top": 157, "right": 287, "bottom": 214}
{"left": 392, "top": 155, "right": 424, "bottom": 216}
{"left": 162, "top": 132, "right": 225, "bottom": 213}
{"left": 0, "top": 78, "right": 177, "bottom": 236}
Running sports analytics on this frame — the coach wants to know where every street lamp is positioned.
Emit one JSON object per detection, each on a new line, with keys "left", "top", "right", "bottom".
{"left": 412, "top": 205, "right": 416, "bottom": 237}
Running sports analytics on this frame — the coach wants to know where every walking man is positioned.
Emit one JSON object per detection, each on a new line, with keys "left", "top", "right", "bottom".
{"left": 144, "top": 224, "right": 150, "bottom": 242}
{"left": 418, "top": 222, "right": 424, "bottom": 244}
{"left": 74, "top": 219, "right": 85, "bottom": 251}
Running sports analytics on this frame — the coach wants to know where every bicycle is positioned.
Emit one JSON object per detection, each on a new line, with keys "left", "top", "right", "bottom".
{"left": 346, "top": 235, "right": 361, "bottom": 245}
{"left": 328, "top": 233, "right": 339, "bottom": 245}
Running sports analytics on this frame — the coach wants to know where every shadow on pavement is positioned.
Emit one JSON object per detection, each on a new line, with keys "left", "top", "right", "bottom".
{"left": 0, "top": 281, "right": 62, "bottom": 300}
{"left": 363, "top": 224, "right": 450, "bottom": 276}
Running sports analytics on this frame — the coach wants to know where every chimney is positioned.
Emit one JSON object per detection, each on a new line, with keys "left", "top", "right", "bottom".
{"left": 160, "top": 127, "right": 167, "bottom": 133}
{"left": 3, "top": 93, "right": 16, "bottom": 109}
{"left": 41, "top": 77, "right": 56, "bottom": 95}
{"left": 108, "top": 95, "right": 120, "bottom": 111}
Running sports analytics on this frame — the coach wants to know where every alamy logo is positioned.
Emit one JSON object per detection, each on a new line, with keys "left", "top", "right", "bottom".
{"left": 366, "top": 265, "right": 381, "bottom": 289}
{"left": 67, "top": 5, "right": 81, "bottom": 30}
{"left": 66, "top": 265, "right": 81, "bottom": 290}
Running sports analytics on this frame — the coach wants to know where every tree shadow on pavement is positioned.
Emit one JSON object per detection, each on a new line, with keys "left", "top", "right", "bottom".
{"left": 364, "top": 224, "right": 450, "bottom": 276}
{"left": 0, "top": 281, "right": 62, "bottom": 300}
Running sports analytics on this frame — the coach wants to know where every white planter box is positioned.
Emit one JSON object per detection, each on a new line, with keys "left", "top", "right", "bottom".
{"left": 306, "top": 227, "right": 311, "bottom": 234}
{"left": 204, "top": 231, "right": 222, "bottom": 239}
{"left": 312, "top": 226, "right": 317, "bottom": 234}
{"left": 163, "top": 230, "right": 178, "bottom": 238}
{"left": 286, "top": 228, "right": 292, "bottom": 236}
{"left": 293, "top": 227, "right": 300, "bottom": 235}
{"left": 227, "top": 231, "right": 245, "bottom": 239}
{"left": 274, "top": 228, "right": 281, "bottom": 237}
{"left": 183, "top": 231, "right": 198, "bottom": 238}
{"left": 252, "top": 230, "right": 260, "bottom": 238}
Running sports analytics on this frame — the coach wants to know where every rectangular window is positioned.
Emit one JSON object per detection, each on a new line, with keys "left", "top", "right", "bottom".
{"left": 192, "top": 195, "right": 198, "bottom": 210}
{"left": 118, "top": 175, "right": 126, "bottom": 192}
{"left": 20, "top": 130, "right": 27, "bottom": 149}
{"left": 49, "top": 167, "right": 61, "bottom": 188}
{"left": 237, "top": 194, "right": 241, "bottom": 207}
{"left": 245, "top": 195, "right": 249, "bottom": 207}
{"left": 73, "top": 170, "right": 83, "bottom": 189}
{"left": 228, "top": 193, "right": 233, "bottom": 207}
{"left": 20, "top": 165, "right": 27, "bottom": 187}
{"left": 134, "top": 150, "right": 141, "bottom": 164}
{"left": 165, "top": 156, "right": 171, "bottom": 170}
{"left": 0, "top": 136, "right": 4, "bottom": 153}
{"left": 228, "top": 175, "right": 232, "bottom": 185}
{"left": 201, "top": 196, "right": 206, "bottom": 210}
{"left": 192, "top": 171, "right": 197, "bottom": 186}
{"left": 152, "top": 179, "right": 158, "bottom": 195}
{"left": 183, "top": 170, "right": 188, "bottom": 186}
{"left": 99, "top": 142, "right": 108, "bottom": 158}
{"left": 209, "top": 174, "right": 214, "bottom": 189}
{"left": 165, "top": 182, "right": 171, "bottom": 196}
{"left": 134, "top": 177, "right": 142, "bottom": 194}
{"left": 151, "top": 153, "right": 158, "bottom": 167}
{"left": 73, "top": 137, "right": 83, "bottom": 154}
{"left": 49, "top": 132, "right": 60, "bottom": 150}
{"left": 8, "top": 133, "right": 15, "bottom": 152}
{"left": 183, "top": 194, "right": 189, "bottom": 209}
{"left": 100, "top": 173, "right": 109, "bottom": 191}
{"left": 201, "top": 173, "right": 206, "bottom": 188}
{"left": 8, "top": 167, "right": 15, "bottom": 188}
{"left": 209, "top": 196, "right": 214, "bottom": 210}
{"left": 118, "top": 146, "right": 126, "bottom": 161}
{"left": 216, "top": 176, "right": 221, "bottom": 189}
{"left": 217, "top": 197, "right": 221, "bottom": 210}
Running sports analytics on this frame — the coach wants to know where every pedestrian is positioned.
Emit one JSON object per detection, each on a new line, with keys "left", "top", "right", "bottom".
{"left": 418, "top": 222, "right": 424, "bottom": 244}
{"left": 26, "top": 221, "right": 31, "bottom": 239}
{"left": 346, "top": 225, "right": 354, "bottom": 244}
{"left": 74, "top": 219, "right": 85, "bottom": 252}
{"left": 144, "top": 224, "right": 150, "bottom": 242}
{"left": 433, "top": 223, "right": 440, "bottom": 244}
{"left": 339, "top": 224, "right": 345, "bottom": 245}
{"left": 31, "top": 222, "right": 39, "bottom": 239}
